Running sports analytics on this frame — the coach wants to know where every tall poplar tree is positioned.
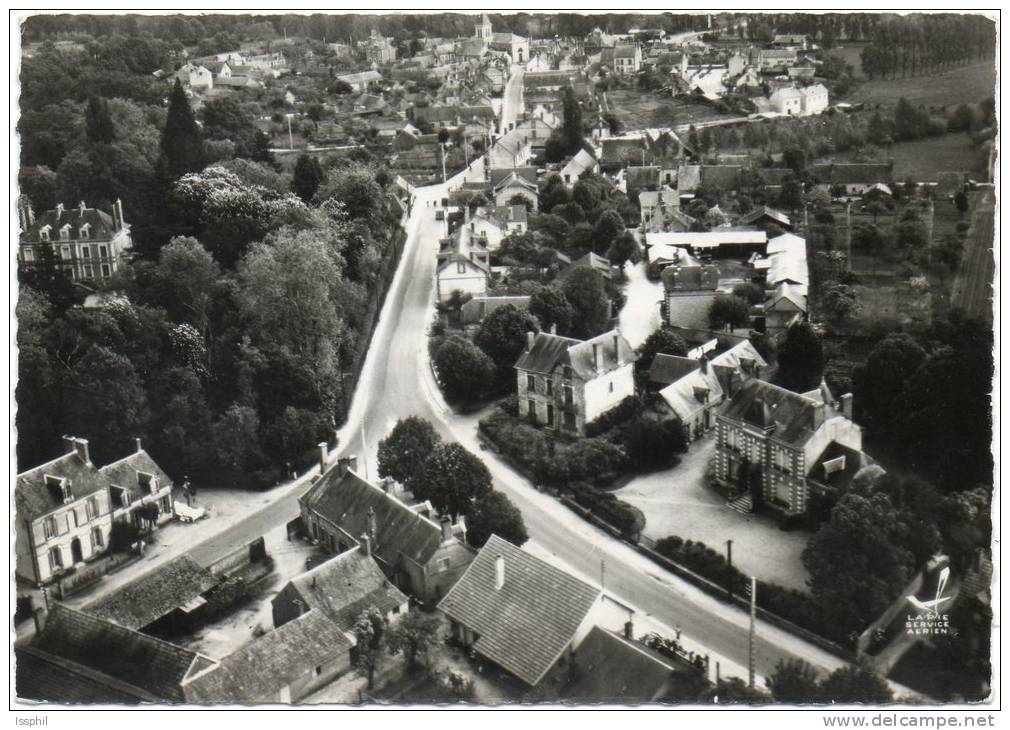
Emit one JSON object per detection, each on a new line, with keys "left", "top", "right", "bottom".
{"left": 159, "top": 80, "right": 205, "bottom": 180}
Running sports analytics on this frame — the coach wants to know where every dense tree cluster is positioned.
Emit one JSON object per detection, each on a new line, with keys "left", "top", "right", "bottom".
{"left": 860, "top": 14, "right": 995, "bottom": 80}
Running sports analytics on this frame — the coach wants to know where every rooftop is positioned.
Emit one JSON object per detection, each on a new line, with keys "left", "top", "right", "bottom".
{"left": 514, "top": 328, "right": 636, "bottom": 380}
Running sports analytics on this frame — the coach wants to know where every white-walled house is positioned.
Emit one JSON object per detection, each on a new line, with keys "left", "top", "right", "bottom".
{"left": 799, "top": 83, "right": 829, "bottom": 116}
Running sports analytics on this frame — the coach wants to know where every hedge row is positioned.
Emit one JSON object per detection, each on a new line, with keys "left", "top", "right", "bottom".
{"left": 568, "top": 481, "right": 644, "bottom": 540}
{"left": 654, "top": 535, "right": 846, "bottom": 645}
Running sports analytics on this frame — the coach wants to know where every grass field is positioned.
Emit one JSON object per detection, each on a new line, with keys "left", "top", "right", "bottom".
{"left": 606, "top": 88, "right": 729, "bottom": 131}
{"left": 814, "top": 132, "right": 983, "bottom": 181}
{"left": 828, "top": 43, "right": 867, "bottom": 78}
{"left": 847, "top": 62, "right": 995, "bottom": 110}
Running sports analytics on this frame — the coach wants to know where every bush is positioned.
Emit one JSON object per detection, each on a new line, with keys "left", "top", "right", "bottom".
{"left": 584, "top": 396, "right": 640, "bottom": 437}
{"left": 568, "top": 481, "right": 644, "bottom": 539}
{"left": 110, "top": 519, "right": 141, "bottom": 553}
{"left": 559, "top": 438, "right": 627, "bottom": 487}
{"left": 619, "top": 417, "right": 687, "bottom": 471}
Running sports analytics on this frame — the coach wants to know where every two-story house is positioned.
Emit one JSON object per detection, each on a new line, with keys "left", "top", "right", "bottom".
{"left": 714, "top": 379, "right": 865, "bottom": 515}
{"left": 491, "top": 168, "right": 539, "bottom": 211}
{"left": 100, "top": 438, "right": 175, "bottom": 528}
{"left": 15, "top": 437, "right": 114, "bottom": 587}
{"left": 17, "top": 199, "right": 131, "bottom": 283}
{"left": 603, "top": 45, "right": 642, "bottom": 75}
{"left": 514, "top": 329, "right": 638, "bottom": 436}
{"left": 298, "top": 457, "right": 475, "bottom": 607}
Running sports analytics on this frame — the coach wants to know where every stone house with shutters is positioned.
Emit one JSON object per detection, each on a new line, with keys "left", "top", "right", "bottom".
{"left": 15, "top": 437, "right": 114, "bottom": 587}
{"left": 100, "top": 439, "right": 175, "bottom": 528}
{"left": 17, "top": 199, "right": 131, "bottom": 283}
{"left": 514, "top": 329, "right": 637, "bottom": 436}
{"left": 714, "top": 379, "right": 865, "bottom": 515}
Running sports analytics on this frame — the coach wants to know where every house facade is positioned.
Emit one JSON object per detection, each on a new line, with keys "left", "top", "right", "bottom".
{"left": 100, "top": 440, "right": 175, "bottom": 528}
{"left": 714, "top": 378, "right": 864, "bottom": 515}
{"left": 15, "top": 438, "right": 115, "bottom": 587}
{"left": 515, "top": 329, "right": 637, "bottom": 436}
{"left": 18, "top": 199, "right": 131, "bottom": 283}
{"left": 606, "top": 45, "right": 642, "bottom": 75}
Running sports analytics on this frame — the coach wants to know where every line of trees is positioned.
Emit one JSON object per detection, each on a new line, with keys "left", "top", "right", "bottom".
{"left": 860, "top": 14, "right": 995, "bottom": 80}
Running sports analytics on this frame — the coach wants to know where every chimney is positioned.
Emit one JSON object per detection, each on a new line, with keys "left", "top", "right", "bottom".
{"left": 368, "top": 506, "right": 377, "bottom": 539}
{"left": 592, "top": 342, "right": 601, "bottom": 373}
{"left": 840, "top": 393, "right": 853, "bottom": 420}
{"left": 135, "top": 437, "right": 143, "bottom": 453}
{"left": 624, "top": 618, "right": 634, "bottom": 641}
{"left": 699, "top": 353, "right": 708, "bottom": 373}
{"left": 115, "top": 199, "right": 124, "bottom": 231}
{"left": 55, "top": 203, "right": 64, "bottom": 218}
{"left": 319, "top": 442, "right": 329, "bottom": 472}
{"left": 526, "top": 331, "right": 535, "bottom": 352}
{"left": 32, "top": 605, "right": 46, "bottom": 636}
{"left": 494, "top": 554, "right": 505, "bottom": 589}
{"left": 78, "top": 201, "right": 86, "bottom": 216}
{"left": 440, "top": 516, "right": 453, "bottom": 542}
{"left": 360, "top": 532, "right": 372, "bottom": 558}
{"left": 550, "top": 322, "right": 557, "bottom": 335}
{"left": 62, "top": 435, "right": 76, "bottom": 455}
{"left": 26, "top": 203, "right": 35, "bottom": 225}
{"left": 73, "top": 438, "right": 91, "bottom": 465}
{"left": 613, "top": 332, "right": 621, "bottom": 362}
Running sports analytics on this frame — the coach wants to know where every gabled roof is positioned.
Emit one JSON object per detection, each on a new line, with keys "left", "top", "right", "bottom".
{"left": 99, "top": 448, "right": 173, "bottom": 497}
{"left": 626, "top": 165, "right": 661, "bottom": 191}
{"left": 766, "top": 282, "right": 808, "bottom": 312}
{"left": 806, "top": 440, "right": 872, "bottom": 491}
{"left": 84, "top": 556, "right": 219, "bottom": 631}
{"left": 336, "top": 70, "right": 383, "bottom": 84}
{"left": 15, "top": 447, "right": 110, "bottom": 523}
{"left": 720, "top": 379, "right": 825, "bottom": 447}
{"left": 709, "top": 340, "right": 768, "bottom": 373}
{"left": 182, "top": 609, "right": 352, "bottom": 704}
{"left": 561, "top": 149, "right": 598, "bottom": 179}
{"left": 646, "top": 230, "right": 767, "bottom": 251}
{"left": 648, "top": 353, "right": 701, "bottom": 387}
{"left": 493, "top": 170, "right": 539, "bottom": 195}
{"left": 438, "top": 535, "right": 601, "bottom": 686}
{"left": 737, "top": 206, "right": 791, "bottom": 228}
{"left": 23, "top": 604, "right": 208, "bottom": 703}
{"left": 438, "top": 252, "right": 490, "bottom": 275}
{"left": 563, "top": 626, "right": 683, "bottom": 703}
{"left": 489, "top": 166, "right": 538, "bottom": 189}
{"left": 300, "top": 466, "right": 449, "bottom": 570}
{"left": 562, "top": 252, "right": 613, "bottom": 281}
{"left": 639, "top": 189, "right": 680, "bottom": 210}
{"left": 283, "top": 547, "right": 409, "bottom": 633}
{"left": 700, "top": 164, "right": 743, "bottom": 190}
{"left": 660, "top": 263, "right": 720, "bottom": 292}
{"left": 514, "top": 329, "right": 636, "bottom": 380}
{"left": 659, "top": 361, "right": 724, "bottom": 422}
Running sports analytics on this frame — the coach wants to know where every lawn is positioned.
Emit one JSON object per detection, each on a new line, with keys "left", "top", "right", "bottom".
{"left": 848, "top": 62, "right": 995, "bottom": 110}
{"left": 606, "top": 88, "right": 729, "bottom": 131}
{"left": 814, "top": 132, "right": 984, "bottom": 182}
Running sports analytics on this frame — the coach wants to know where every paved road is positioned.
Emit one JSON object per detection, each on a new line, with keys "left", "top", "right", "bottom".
{"left": 499, "top": 65, "right": 524, "bottom": 134}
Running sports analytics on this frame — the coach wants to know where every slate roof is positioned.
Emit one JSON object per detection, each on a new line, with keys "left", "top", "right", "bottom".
{"left": 489, "top": 167, "right": 538, "bottom": 188}
{"left": 437, "top": 535, "right": 601, "bottom": 686}
{"left": 561, "top": 149, "right": 598, "bottom": 180}
{"left": 21, "top": 204, "right": 119, "bottom": 243}
{"left": 23, "top": 604, "right": 207, "bottom": 703}
{"left": 15, "top": 447, "right": 109, "bottom": 523}
{"left": 300, "top": 466, "right": 448, "bottom": 570}
{"left": 700, "top": 165, "right": 743, "bottom": 190}
{"left": 806, "top": 440, "right": 871, "bottom": 491}
{"left": 660, "top": 263, "right": 720, "bottom": 292}
{"left": 646, "top": 230, "right": 767, "bottom": 251}
{"left": 738, "top": 206, "right": 791, "bottom": 228}
{"left": 660, "top": 362, "right": 724, "bottom": 423}
{"left": 16, "top": 646, "right": 155, "bottom": 704}
{"left": 337, "top": 70, "right": 383, "bottom": 85}
{"left": 99, "top": 448, "right": 173, "bottom": 498}
{"left": 84, "top": 556, "right": 219, "bottom": 630}
{"left": 648, "top": 353, "right": 701, "bottom": 388}
{"left": 759, "top": 168, "right": 794, "bottom": 186}
{"left": 720, "top": 379, "right": 824, "bottom": 447}
{"left": 514, "top": 329, "right": 636, "bottom": 380}
{"left": 709, "top": 340, "right": 768, "bottom": 374}
{"left": 561, "top": 252, "right": 613, "bottom": 281}
{"left": 523, "top": 71, "right": 576, "bottom": 89}
{"left": 562, "top": 626, "right": 681, "bottom": 703}
{"left": 627, "top": 165, "right": 661, "bottom": 191}
{"left": 493, "top": 171, "right": 539, "bottom": 195}
{"left": 283, "top": 547, "right": 409, "bottom": 633}
{"left": 182, "top": 609, "right": 353, "bottom": 704}
{"left": 766, "top": 282, "right": 808, "bottom": 312}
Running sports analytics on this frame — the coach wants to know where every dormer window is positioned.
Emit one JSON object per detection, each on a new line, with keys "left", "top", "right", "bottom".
{"left": 45, "top": 474, "right": 73, "bottom": 504}
{"left": 59, "top": 224, "right": 71, "bottom": 241}
{"left": 39, "top": 225, "right": 51, "bottom": 242}
{"left": 138, "top": 471, "right": 158, "bottom": 495}
{"left": 79, "top": 223, "right": 91, "bottom": 240}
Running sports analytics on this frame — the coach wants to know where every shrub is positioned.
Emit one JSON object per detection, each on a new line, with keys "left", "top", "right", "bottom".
{"left": 559, "top": 438, "right": 627, "bottom": 487}
{"left": 584, "top": 396, "right": 640, "bottom": 437}
{"left": 619, "top": 417, "right": 686, "bottom": 471}
{"left": 568, "top": 481, "right": 644, "bottom": 539}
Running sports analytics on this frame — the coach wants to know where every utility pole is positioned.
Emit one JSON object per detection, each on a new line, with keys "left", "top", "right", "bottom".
{"left": 726, "top": 539, "right": 734, "bottom": 602}
{"left": 286, "top": 114, "right": 294, "bottom": 151}
{"left": 360, "top": 417, "right": 369, "bottom": 480}
{"left": 600, "top": 559, "right": 606, "bottom": 599}
{"left": 748, "top": 576, "right": 757, "bottom": 688}
{"left": 440, "top": 142, "right": 447, "bottom": 184}
{"left": 846, "top": 202, "right": 852, "bottom": 272}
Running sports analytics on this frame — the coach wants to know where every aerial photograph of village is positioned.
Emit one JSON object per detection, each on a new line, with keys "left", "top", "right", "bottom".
{"left": 11, "top": 9, "right": 997, "bottom": 714}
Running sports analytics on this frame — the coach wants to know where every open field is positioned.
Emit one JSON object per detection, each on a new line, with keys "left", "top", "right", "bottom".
{"left": 814, "top": 132, "right": 984, "bottom": 181}
{"left": 827, "top": 43, "right": 867, "bottom": 78}
{"left": 847, "top": 62, "right": 995, "bottom": 110}
{"left": 606, "top": 88, "right": 730, "bottom": 131}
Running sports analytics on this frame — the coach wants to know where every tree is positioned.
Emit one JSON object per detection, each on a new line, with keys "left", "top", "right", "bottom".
{"left": 316, "top": 163, "right": 383, "bottom": 222}
{"left": 893, "top": 216, "right": 928, "bottom": 248}
{"left": 775, "top": 321, "right": 825, "bottom": 393}
{"left": 150, "top": 236, "right": 220, "bottom": 332}
{"left": 803, "top": 493, "right": 915, "bottom": 638}
{"left": 352, "top": 607, "right": 386, "bottom": 689}
{"left": 767, "top": 659, "right": 821, "bottom": 703}
{"left": 853, "top": 333, "right": 925, "bottom": 433}
{"left": 377, "top": 416, "right": 442, "bottom": 486}
{"left": 636, "top": 327, "right": 687, "bottom": 371}
{"left": 709, "top": 295, "right": 751, "bottom": 331}
{"left": 411, "top": 442, "right": 493, "bottom": 518}
{"left": 291, "top": 153, "right": 326, "bottom": 202}
{"left": 954, "top": 190, "right": 969, "bottom": 217}
{"left": 386, "top": 611, "right": 441, "bottom": 670}
{"left": 465, "top": 491, "right": 529, "bottom": 549}
{"left": 607, "top": 231, "right": 640, "bottom": 270}
{"left": 561, "top": 266, "right": 610, "bottom": 338}
{"left": 85, "top": 95, "right": 115, "bottom": 144}
{"left": 819, "top": 665, "right": 894, "bottom": 704}
{"left": 159, "top": 79, "right": 205, "bottom": 180}
{"left": 732, "top": 282, "right": 765, "bottom": 306}
{"left": 561, "top": 85, "right": 584, "bottom": 153}
{"left": 778, "top": 177, "right": 804, "bottom": 212}
{"left": 620, "top": 417, "right": 686, "bottom": 470}
{"left": 473, "top": 305, "right": 541, "bottom": 388}
{"left": 699, "top": 677, "right": 768, "bottom": 704}
{"left": 782, "top": 145, "right": 807, "bottom": 175}
{"left": 433, "top": 335, "right": 495, "bottom": 404}
{"left": 529, "top": 285, "right": 575, "bottom": 335}
{"left": 821, "top": 284, "right": 861, "bottom": 323}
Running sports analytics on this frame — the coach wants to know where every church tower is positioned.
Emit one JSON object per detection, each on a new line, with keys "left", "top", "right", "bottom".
{"left": 475, "top": 13, "right": 492, "bottom": 41}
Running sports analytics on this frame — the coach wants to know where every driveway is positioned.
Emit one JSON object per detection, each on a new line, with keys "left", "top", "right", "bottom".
{"left": 614, "top": 433, "right": 812, "bottom": 593}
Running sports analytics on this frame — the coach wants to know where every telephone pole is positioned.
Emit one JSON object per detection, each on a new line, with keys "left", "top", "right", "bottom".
{"left": 726, "top": 539, "right": 734, "bottom": 602}
{"left": 748, "top": 576, "right": 757, "bottom": 688}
